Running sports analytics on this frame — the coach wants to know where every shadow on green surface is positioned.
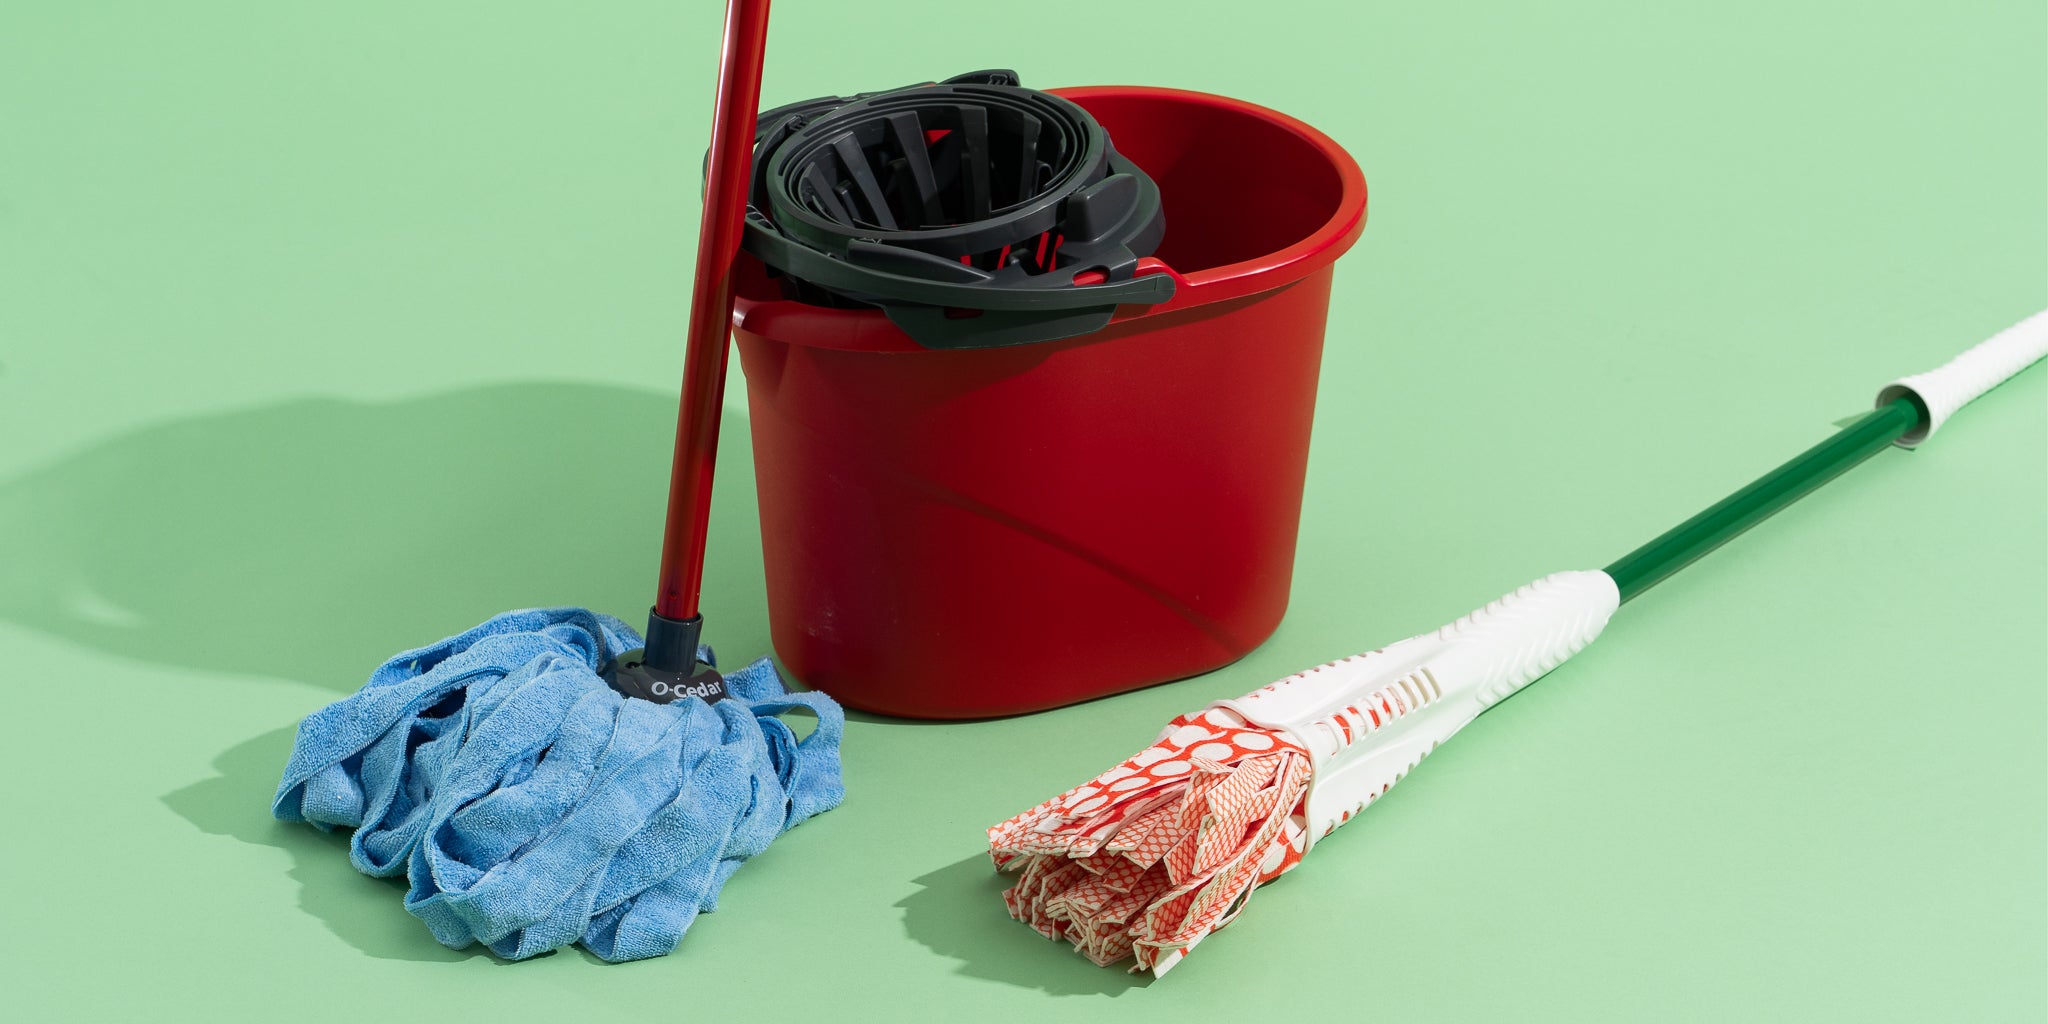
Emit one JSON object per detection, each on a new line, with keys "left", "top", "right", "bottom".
{"left": 161, "top": 726, "right": 489, "bottom": 962}
{"left": 0, "top": 385, "right": 766, "bottom": 692}
{"left": 897, "top": 855, "right": 1147, "bottom": 997}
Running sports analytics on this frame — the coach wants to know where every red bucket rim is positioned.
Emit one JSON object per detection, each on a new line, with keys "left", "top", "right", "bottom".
{"left": 734, "top": 84, "right": 1368, "bottom": 352}
{"left": 1051, "top": 85, "right": 1369, "bottom": 306}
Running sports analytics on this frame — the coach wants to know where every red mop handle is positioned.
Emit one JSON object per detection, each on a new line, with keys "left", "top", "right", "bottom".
{"left": 655, "top": 0, "right": 772, "bottom": 622}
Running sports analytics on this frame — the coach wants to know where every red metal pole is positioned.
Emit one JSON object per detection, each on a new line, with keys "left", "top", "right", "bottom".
{"left": 654, "top": 0, "right": 772, "bottom": 622}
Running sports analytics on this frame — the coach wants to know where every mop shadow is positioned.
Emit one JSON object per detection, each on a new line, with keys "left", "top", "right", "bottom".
{"left": 896, "top": 854, "right": 1149, "bottom": 997}
{"left": 161, "top": 726, "right": 494, "bottom": 962}
{"left": 0, "top": 384, "right": 770, "bottom": 692}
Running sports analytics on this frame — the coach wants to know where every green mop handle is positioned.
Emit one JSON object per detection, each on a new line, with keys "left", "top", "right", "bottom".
{"left": 1604, "top": 310, "right": 2048, "bottom": 603}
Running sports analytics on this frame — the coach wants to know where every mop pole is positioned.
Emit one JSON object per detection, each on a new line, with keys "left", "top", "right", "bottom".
{"left": 645, "top": 0, "right": 773, "bottom": 676}
{"left": 1608, "top": 312, "right": 2048, "bottom": 602}
{"left": 1604, "top": 400, "right": 1919, "bottom": 602}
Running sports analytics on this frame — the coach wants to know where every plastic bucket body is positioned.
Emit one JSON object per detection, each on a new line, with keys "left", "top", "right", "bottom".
{"left": 732, "top": 86, "right": 1368, "bottom": 718}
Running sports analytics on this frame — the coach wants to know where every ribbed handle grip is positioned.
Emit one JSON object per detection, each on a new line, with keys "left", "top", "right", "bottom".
{"left": 1217, "top": 570, "right": 1621, "bottom": 847}
{"left": 1878, "top": 310, "right": 2048, "bottom": 447}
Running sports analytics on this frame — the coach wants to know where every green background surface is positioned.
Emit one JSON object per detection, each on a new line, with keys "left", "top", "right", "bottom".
{"left": 3, "top": 1, "right": 2044, "bottom": 1020}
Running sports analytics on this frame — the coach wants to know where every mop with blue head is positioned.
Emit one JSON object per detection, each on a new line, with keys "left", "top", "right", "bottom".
{"left": 269, "top": 0, "right": 843, "bottom": 962}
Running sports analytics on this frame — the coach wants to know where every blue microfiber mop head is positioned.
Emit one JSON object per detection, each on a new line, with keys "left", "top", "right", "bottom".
{"left": 272, "top": 608, "right": 844, "bottom": 962}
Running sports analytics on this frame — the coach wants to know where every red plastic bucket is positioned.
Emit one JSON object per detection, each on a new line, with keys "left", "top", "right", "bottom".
{"left": 731, "top": 85, "right": 1367, "bottom": 718}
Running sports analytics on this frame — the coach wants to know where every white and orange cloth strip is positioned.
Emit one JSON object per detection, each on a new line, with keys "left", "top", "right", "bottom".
{"left": 988, "top": 707, "right": 1312, "bottom": 974}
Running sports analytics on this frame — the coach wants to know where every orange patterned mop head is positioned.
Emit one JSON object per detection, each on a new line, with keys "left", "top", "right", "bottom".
{"left": 987, "top": 707, "right": 1312, "bottom": 976}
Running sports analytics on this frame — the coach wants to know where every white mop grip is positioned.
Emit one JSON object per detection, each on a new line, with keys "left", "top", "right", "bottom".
{"left": 1215, "top": 570, "right": 1620, "bottom": 847}
{"left": 1877, "top": 310, "right": 2048, "bottom": 447}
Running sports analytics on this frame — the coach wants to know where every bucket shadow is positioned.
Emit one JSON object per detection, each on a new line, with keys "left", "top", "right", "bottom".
{"left": 0, "top": 384, "right": 767, "bottom": 692}
{"left": 896, "top": 854, "right": 1148, "bottom": 997}
{"left": 160, "top": 726, "right": 489, "bottom": 961}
